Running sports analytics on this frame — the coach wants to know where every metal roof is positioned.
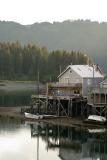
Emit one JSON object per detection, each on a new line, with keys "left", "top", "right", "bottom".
{"left": 58, "top": 65, "right": 104, "bottom": 78}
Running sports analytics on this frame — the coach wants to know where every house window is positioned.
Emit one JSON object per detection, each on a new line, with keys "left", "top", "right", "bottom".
{"left": 64, "top": 77, "right": 69, "bottom": 84}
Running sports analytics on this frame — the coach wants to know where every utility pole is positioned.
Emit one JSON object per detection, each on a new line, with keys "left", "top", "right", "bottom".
{"left": 37, "top": 70, "right": 40, "bottom": 113}
{"left": 92, "top": 64, "right": 95, "bottom": 105}
{"left": 59, "top": 65, "right": 61, "bottom": 75}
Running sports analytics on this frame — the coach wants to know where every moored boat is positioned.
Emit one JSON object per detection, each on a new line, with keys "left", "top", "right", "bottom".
{"left": 83, "top": 115, "right": 107, "bottom": 125}
{"left": 24, "top": 112, "right": 44, "bottom": 120}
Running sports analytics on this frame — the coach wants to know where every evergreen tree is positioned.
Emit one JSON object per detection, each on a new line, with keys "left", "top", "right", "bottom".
{"left": 0, "top": 42, "right": 92, "bottom": 82}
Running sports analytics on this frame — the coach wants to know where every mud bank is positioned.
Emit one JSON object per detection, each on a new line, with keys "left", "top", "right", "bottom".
{"left": 0, "top": 107, "right": 24, "bottom": 119}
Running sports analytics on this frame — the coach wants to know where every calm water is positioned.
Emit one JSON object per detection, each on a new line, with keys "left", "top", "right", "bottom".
{"left": 0, "top": 90, "right": 107, "bottom": 160}
{"left": 0, "top": 90, "right": 35, "bottom": 107}
{"left": 0, "top": 117, "right": 107, "bottom": 160}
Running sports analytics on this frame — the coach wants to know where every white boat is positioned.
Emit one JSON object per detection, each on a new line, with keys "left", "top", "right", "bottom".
{"left": 24, "top": 112, "right": 44, "bottom": 120}
{"left": 88, "top": 115, "right": 106, "bottom": 122}
{"left": 83, "top": 115, "right": 107, "bottom": 125}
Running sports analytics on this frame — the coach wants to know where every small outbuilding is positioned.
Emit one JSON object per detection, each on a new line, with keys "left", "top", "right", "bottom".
{"left": 58, "top": 65, "right": 104, "bottom": 96}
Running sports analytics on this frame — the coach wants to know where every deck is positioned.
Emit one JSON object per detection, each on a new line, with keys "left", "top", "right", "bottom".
{"left": 31, "top": 94, "right": 83, "bottom": 100}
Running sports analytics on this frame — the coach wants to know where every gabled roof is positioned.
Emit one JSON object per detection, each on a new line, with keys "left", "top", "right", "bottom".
{"left": 58, "top": 65, "right": 104, "bottom": 78}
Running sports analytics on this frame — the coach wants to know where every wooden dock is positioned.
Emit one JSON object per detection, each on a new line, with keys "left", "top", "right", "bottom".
{"left": 30, "top": 94, "right": 87, "bottom": 118}
{"left": 87, "top": 87, "right": 107, "bottom": 118}
{"left": 22, "top": 82, "right": 107, "bottom": 119}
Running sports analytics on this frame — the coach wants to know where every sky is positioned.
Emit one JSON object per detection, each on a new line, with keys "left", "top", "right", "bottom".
{"left": 0, "top": 0, "right": 107, "bottom": 25}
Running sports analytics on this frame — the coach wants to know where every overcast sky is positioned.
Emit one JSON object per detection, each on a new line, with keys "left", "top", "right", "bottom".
{"left": 0, "top": 0, "right": 107, "bottom": 25}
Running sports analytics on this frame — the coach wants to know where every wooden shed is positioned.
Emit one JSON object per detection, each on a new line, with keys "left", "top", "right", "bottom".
{"left": 58, "top": 65, "right": 104, "bottom": 97}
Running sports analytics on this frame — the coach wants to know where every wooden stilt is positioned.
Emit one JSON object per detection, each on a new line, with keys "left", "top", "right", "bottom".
{"left": 68, "top": 99, "right": 71, "bottom": 116}
{"left": 76, "top": 100, "right": 78, "bottom": 117}
{"left": 29, "top": 93, "right": 93, "bottom": 118}
{"left": 70, "top": 99, "right": 72, "bottom": 117}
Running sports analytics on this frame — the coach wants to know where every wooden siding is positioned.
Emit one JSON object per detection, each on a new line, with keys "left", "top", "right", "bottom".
{"left": 59, "top": 68, "right": 82, "bottom": 84}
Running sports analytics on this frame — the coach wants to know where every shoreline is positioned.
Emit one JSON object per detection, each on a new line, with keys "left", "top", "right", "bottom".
{"left": 0, "top": 81, "right": 37, "bottom": 91}
{"left": 0, "top": 107, "right": 106, "bottom": 130}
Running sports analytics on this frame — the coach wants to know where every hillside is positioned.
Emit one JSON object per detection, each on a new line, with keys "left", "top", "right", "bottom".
{"left": 0, "top": 20, "right": 107, "bottom": 72}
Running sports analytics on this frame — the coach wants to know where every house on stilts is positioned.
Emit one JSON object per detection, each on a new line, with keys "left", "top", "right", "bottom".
{"left": 30, "top": 64, "right": 106, "bottom": 118}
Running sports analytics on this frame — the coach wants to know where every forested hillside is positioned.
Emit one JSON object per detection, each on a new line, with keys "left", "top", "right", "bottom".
{"left": 0, "top": 42, "right": 91, "bottom": 82}
{"left": 0, "top": 20, "right": 106, "bottom": 71}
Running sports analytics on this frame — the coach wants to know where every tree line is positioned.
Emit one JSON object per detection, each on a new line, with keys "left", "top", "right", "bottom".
{"left": 0, "top": 42, "right": 91, "bottom": 82}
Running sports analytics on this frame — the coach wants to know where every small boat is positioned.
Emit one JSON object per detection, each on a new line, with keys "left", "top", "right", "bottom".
{"left": 88, "top": 115, "right": 106, "bottom": 122}
{"left": 24, "top": 112, "right": 44, "bottom": 120}
{"left": 83, "top": 115, "right": 107, "bottom": 125}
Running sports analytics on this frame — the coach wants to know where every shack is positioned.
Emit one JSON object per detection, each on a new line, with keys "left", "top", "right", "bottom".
{"left": 87, "top": 78, "right": 107, "bottom": 117}
{"left": 30, "top": 64, "right": 104, "bottom": 118}
{"left": 57, "top": 64, "right": 104, "bottom": 97}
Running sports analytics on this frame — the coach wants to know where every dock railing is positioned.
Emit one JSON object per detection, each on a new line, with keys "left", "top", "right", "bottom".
{"left": 48, "top": 82, "right": 82, "bottom": 97}
{"left": 48, "top": 82, "right": 82, "bottom": 88}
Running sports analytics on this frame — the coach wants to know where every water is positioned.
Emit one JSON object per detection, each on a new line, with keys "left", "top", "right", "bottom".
{"left": 0, "top": 117, "right": 60, "bottom": 160}
{"left": 0, "top": 88, "right": 107, "bottom": 160}
{"left": 0, "top": 90, "right": 35, "bottom": 107}
{"left": 0, "top": 117, "right": 107, "bottom": 160}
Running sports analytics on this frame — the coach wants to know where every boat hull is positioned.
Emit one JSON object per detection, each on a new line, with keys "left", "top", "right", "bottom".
{"left": 24, "top": 112, "right": 43, "bottom": 120}
{"left": 83, "top": 119, "right": 107, "bottom": 125}
{"left": 83, "top": 115, "right": 107, "bottom": 126}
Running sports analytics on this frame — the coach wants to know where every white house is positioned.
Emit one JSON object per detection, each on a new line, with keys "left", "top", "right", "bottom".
{"left": 58, "top": 65, "right": 104, "bottom": 96}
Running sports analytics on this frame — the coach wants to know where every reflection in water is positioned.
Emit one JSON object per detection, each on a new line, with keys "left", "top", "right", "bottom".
{"left": 0, "top": 117, "right": 60, "bottom": 160}
{"left": 0, "top": 117, "right": 107, "bottom": 160}
{"left": 30, "top": 122, "right": 107, "bottom": 160}
{"left": 0, "top": 90, "right": 35, "bottom": 107}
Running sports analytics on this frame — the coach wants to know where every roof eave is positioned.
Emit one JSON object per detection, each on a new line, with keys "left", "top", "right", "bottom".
{"left": 57, "top": 66, "right": 70, "bottom": 78}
